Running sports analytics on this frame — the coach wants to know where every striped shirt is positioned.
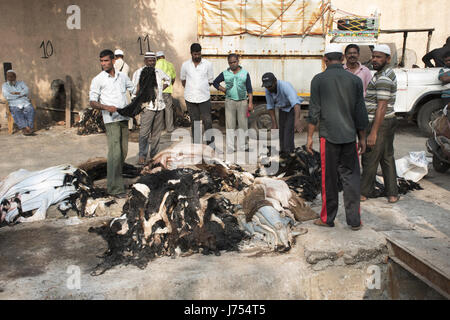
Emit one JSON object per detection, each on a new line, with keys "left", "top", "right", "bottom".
{"left": 365, "top": 66, "right": 397, "bottom": 120}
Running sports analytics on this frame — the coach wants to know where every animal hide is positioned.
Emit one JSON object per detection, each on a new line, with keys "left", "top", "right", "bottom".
{"left": 75, "top": 108, "right": 106, "bottom": 135}
{"left": 117, "top": 66, "right": 158, "bottom": 118}
{"left": 257, "top": 146, "right": 421, "bottom": 202}
{"left": 76, "top": 157, "right": 141, "bottom": 181}
{"left": 89, "top": 167, "right": 251, "bottom": 275}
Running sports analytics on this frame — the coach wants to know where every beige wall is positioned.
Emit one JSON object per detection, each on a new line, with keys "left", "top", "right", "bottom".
{"left": 0, "top": 0, "right": 198, "bottom": 113}
{"left": 0, "top": 0, "right": 448, "bottom": 117}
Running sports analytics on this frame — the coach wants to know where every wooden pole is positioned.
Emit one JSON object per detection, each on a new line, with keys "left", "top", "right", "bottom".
{"left": 65, "top": 75, "right": 71, "bottom": 128}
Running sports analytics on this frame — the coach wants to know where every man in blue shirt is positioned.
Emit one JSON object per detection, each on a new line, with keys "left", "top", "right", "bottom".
{"left": 262, "top": 72, "right": 303, "bottom": 154}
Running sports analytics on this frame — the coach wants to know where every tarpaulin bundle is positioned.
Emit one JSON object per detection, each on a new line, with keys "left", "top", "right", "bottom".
{"left": 75, "top": 108, "right": 105, "bottom": 135}
{"left": 89, "top": 167, "right": 250, "bottom": 275}
{"left": 117, "top": 66, "right": 158, "bottom": 118}
{"left": 0, "top": 165, "right": 102, "bottom": 225}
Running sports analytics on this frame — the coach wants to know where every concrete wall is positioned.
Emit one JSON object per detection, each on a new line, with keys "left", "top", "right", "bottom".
{"left": 0, "top": 0, "right": 198, "bottom": 114}
{"left": 0, "top": 0, "right": 448, "bottom": 119}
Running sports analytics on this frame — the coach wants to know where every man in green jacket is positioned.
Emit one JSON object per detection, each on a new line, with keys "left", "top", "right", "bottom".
{"left": 156, "top": 51, "right": 177, "bottom": 133}
{"left": 213, "top": 53, "right": 253, "bottom": 153}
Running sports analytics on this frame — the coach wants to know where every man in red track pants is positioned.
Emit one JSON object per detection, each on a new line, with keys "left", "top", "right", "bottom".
{"left": 306, "top": 44, "right": 369, "bottom": 231}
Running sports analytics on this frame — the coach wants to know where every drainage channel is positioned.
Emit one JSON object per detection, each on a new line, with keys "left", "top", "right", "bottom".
{"left": 384, "top": 230, "right": 450, "bottom": 299}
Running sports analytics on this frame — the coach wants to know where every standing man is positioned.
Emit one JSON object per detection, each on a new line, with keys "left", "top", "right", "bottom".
{"left": 180, "top": 43, "right": 214, "bottom": 145}
{"left": 361, "top": 44, "right": 399, "bottom": 204}
{"left": 156, "top": 51, "right": 177, "bottom": 133}
{"left": 344, "top": 44, "right": 372, "bottom": 94}
{"left": 262, "top": 72, "right": 303, "bottom": 154}
{"left": 135, "top": 53, "right": 171, "bottom": 165}
{"left": 438, "top": 51, "right": 450, "bottom": 108}
{"left": 2, "top": 70, "right": 35, "bottom": 135}
{"left": 422, "top": 36, "right": 450, "bottom": 68}
{"left": 213, "top": 53, "right": 253, "bottom": 153}
{"left": 89, "top": 49, "right": 135, "bottom": 198}
{"left": 114, "top": 49, "right": 130, "bottom": 77}
{"left": 306, "top": 44, "right": 368, "bottom": 230}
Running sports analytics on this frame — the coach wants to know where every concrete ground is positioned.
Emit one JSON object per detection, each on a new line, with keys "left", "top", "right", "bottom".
{"left": 0, "top": 119, "right": 448, "bottom": 299}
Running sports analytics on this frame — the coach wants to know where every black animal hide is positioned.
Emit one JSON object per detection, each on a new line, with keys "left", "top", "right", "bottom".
{"left": 89, "top": 167, "right": 249, "bottom": 275}
{"left": 117, "top": 66, "right": 158, "bottom": 118}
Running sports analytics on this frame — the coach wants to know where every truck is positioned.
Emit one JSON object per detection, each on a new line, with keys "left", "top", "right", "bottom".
{"left": 197, "top": 0, "right": 448, "bottom": 136}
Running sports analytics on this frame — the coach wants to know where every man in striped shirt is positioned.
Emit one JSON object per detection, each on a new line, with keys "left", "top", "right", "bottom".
{"left": 361, "top": 44, "right": 399, "bottom": 203}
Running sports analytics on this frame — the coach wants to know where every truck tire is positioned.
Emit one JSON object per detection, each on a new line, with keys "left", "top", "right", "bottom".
{"left": 417, "top": 99, "right": 443, "bottom": 136}
{"left": 248, "top": 104, "right": 273, "bottom": 139}
{"left": 432, "top": 155, "right": 450, "bottom": 173}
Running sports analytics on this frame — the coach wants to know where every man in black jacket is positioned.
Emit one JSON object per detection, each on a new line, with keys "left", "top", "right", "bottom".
{"left": 422, "top": 36, "right": 450, "bottom": 68}
{"left": 306, "top": 44, "right": 369, "bottom": 231}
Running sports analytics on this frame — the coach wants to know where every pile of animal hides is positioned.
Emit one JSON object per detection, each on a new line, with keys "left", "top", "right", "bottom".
{"left": 75, "top": 108, "right": 106, "bottom": 135}
{"left": 89, "top": 142, "right": 317, "bottom": 275}
{"left": 256, "top": 146, "right": 423, "bottom": 201}
{"left": 0, "top": 158, "right": 141, "bottom": 226}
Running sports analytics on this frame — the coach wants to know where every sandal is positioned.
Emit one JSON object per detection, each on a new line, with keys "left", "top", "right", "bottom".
{"left": 313, "top": 218, "right": 333, "bottom": 228}
{"left": 360, "top": 195, "right": 368, "bottom": 202}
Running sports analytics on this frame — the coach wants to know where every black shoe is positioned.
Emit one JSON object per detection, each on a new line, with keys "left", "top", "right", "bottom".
{"left": 351, "top": 224, "right": 363, "bottom": 231}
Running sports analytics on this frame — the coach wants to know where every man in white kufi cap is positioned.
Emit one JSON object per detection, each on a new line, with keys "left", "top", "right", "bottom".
{"left": 306, "top": 42, "right": 368, "bottom": 230}
{"left": 114, "top": 49, "right": 130, "bottom": 77}
{"left": 131, "top": 51, "right": 171, "bottom": 165}
{"left": 360, "top": 43, "right": 400, "bottom": 204}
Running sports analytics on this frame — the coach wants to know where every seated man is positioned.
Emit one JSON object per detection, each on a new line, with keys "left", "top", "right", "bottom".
{"left": 2, "top": 70, "right": 35, "bottom": 135}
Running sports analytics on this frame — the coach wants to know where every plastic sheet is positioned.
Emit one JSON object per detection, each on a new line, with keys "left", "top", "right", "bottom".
{"left": 197, "top": 0, "right": 331, "bottom": 36}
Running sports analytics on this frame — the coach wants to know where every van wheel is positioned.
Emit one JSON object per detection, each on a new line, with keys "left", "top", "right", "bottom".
{"left": 432, "top": 155, "right": 450, "bottom": 173}
{"left": 417, "top": 99, "right": 443, "bottom": 136}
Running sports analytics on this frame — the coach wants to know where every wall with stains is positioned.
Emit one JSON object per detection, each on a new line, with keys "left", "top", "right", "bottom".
{"left": 0, "top": 0, "right": 448, "bottom": 120}
{"left": 0, "top": 0, "right": 198, "bottom": 116}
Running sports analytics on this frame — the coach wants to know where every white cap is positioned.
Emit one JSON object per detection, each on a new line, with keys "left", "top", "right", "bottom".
{"left": 324, "top": 43, "right": 343, "bottom": 55}
{"left": 373, "top": 44, "right": 391, "bottom": 56}
{"left": 156, "top": 51, "right": 164, "bottom": 57}
{"left": 144, "top": 51, "right": 156, "bottom": 58}
{"left": 6, "top": 69, "right": 16, "bottom": 74}
{"left": 114, "top": 49, "right": 124, "bottom": 56}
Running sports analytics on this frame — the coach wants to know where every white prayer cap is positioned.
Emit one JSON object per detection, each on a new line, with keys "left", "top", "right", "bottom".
{"left": 324, "top": 43, "right": 343, "bottom": 55}
{"left": 373, "top": 44, "right": 391, "bottom": 56}
{"left": 114, "top": 49, "right": 124, "bottom": 56}
{"left": 6, "top": 69, "right": 16, "bottom": 74}
{"left": 144, "top": 51, "right": 156, "bottom": 58}
{"left": 156, "top": 51, "right": 164, "bottom": 57}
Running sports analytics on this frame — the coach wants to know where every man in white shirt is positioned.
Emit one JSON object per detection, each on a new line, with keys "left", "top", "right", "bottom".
{"left": 114, "top": 49, "right": 130, "bottom": 77}
{"left": 89, "top": 49, "right": 135, "bottom": 198}
{"left": 180, "top": 43, "right": 214, "bottom": 145}
{"left": 134, "top": 52, "right": 171, "bottom": 165}
{"left": 2, "top": 70, "right": 35, "bottom": 135}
